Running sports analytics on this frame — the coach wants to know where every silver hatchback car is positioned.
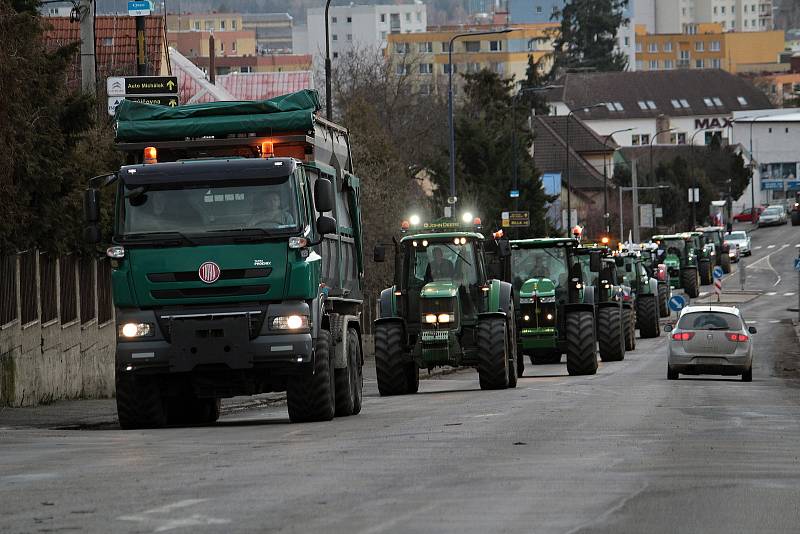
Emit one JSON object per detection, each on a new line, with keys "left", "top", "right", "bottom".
{"left": 665, "top": 305, "right": 755, "bottom": 382}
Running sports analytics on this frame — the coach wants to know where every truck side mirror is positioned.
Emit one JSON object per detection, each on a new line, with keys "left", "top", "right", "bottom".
{"left": 84, "top": 189, "right": 100, "bottom": 223}
{"left": 316, "top": 215, "right": 336, "bottom": 236}
{"left": 589, "top": 251, "right": 603, "bottom": 273}
{"left": 314, "top": 178, "right": 334, "bottom": 213}
{"left": 374, "top": 244, "right": 386, "bottom": 263}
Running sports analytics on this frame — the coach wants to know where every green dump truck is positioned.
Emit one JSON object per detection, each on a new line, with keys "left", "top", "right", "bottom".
{"left": 372, "top": 217, "right": 519, "bottom": 393}
{"left": 505, "top": 238, "right": 599, "bottom": 376}
{"left": 83, "top": 90, "right": 366, "bottom": 428}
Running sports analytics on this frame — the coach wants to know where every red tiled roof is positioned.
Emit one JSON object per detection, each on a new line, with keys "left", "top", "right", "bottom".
{"left": 44, "top": 15, "right": 164, "bottom": 91}
{"left": 217, "top": 72, "right": 312, "bottom": 100}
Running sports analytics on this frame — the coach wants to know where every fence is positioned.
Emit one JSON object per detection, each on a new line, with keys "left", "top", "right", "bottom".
{"left": 0, "top": 251, "right": 116, "bottom": 407}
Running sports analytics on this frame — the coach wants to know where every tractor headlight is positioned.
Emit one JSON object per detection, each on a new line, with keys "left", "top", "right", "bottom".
{"left": 438, "top": 313, "right": 454, "bottom": 323}
{"left": 425, "top": 314, "right": 437, "bottom": 324}
{"left": 119, "top": 322, "right": 154, "bottom": 338}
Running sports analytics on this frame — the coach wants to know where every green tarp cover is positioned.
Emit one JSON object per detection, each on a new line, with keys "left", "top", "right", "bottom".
{"left": 115, "top": 89, "right": 321, "bottom": 142}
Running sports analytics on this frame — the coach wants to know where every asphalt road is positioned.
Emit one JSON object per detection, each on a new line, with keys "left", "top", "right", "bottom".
{"left": 2, "top": 223, "right": 800, "bottom": 533}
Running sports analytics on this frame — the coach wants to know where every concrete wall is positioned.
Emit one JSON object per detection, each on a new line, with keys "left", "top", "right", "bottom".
{"left": 0, "top": 255, "right": 115, "bottom": 407}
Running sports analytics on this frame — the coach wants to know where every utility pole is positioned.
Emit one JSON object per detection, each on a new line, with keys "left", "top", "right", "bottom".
{"left": 208, "top": 33, "right": 216, "bottom": 84}
{"left": 632, "top": 161, "right": 640, "bottom": 243}
{"left": 79, "top": 0, "right": 96, "bottom": 93}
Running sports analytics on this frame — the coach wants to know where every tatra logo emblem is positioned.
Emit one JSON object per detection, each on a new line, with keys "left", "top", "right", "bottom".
{"left": 198, "top": 262, "right": 221, "bottom": 284}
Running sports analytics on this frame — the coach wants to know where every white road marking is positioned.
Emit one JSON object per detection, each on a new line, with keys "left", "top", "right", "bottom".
{"left": 766, "top": 292, "right": 778, "bottom": 296}
{"left": 746, "top": 247, "right": 783, "bottom": 287}
{"left": 754, "top": 246, "right": 763, "bottom": 250}
{"left": 781, "top": 244, "right": 790, "bottom": 248}
{"left": 785, "top": 292, "right": 796, "bottom": 297}
{"left": 768, "top": 245, "right": 776, "bottom": 249}
{"left": 770, "top": 320, "right": 782, "bottom": 324}
{"left": 699, "top": 292, "right": 710, "bottom": 297}
{"left": 795, "top": 244, "right": 800, "bottom": 248}
{"left": 117, "top": 499, "right": 231, "bottom": 532}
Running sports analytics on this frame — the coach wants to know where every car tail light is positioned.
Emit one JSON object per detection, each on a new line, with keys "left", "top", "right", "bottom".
{"left": 657, "top": 264, "right": 667, "bottom": 281}
{"left": 725, "top": 333, "right": 749, "bottom": 342}
{"left": 672, "top": 332, "right": 695, "bottom": 341}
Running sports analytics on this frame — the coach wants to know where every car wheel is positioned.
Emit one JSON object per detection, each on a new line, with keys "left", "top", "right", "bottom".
{"left": 667, "top": 367, "right": 679, "bottom": 380}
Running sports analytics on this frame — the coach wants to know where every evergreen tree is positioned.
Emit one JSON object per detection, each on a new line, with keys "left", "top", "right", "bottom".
{"left": 518, "top": 54, "right": 551, "bottom": 116}
{"left": 552, "top": 0, "right": 629, "bottom": 72}
{"left": 430, "top": 70, "right": 551, "bottom": 236}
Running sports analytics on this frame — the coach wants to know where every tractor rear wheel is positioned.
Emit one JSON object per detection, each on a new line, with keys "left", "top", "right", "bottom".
{"left": 681, "top": 267, "right": 700, "bottom": 298}
{"left": 565, "top": 311, "right": 597, "bottom": 376}
{"left": 477, "top": 317, "right": 510, "bottom": 390}
{"left": 657, "top": 283, "right": 670, "bottom": 318}
{"left": 374, "top": 322, "right": 411, "bottom": 396}
{"left": 699, "top": 259, "right": 713, "bottom": 286}
{"left": 623, "top": 307, "right": 636, "bottom": 351}
{"left": 637, "top": 295, "right": 660, "bottom": 339}
{"left": 597, "top": 306, "right": 625, "bottom": 362}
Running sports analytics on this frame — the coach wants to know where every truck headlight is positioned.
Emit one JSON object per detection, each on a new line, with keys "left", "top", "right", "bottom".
{"left": 119, "top": 322, "right": 154, "bottom": 338}
{"left": 272, "top": 315, "right": 308, "bottom": 330}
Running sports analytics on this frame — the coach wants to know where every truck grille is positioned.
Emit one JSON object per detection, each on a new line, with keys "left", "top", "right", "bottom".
{"left": 148, "top": 268, "right": 271, "bottom": 283}
{"left": 151, "top": 285, "right": 269, "bottom": 299}
{"left": 157, "top": 309, "right": 265, "bottom": 342}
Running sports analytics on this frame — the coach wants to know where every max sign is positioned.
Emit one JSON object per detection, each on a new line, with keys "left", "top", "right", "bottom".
{"left": 695, "top": 117, "right": 732, "bottom": 129}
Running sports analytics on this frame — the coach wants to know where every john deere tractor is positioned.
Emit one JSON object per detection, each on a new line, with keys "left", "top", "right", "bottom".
{"left": 696, "top": 226, "right": 732, "bottom": 275}
{"left": 372, "top": 216, "right": 518, "bottom": 394}
{"left": 575, "top": 246, "right": 629, "bottom": 360}
{"left": 615, "top": 252, "right": 661, "bottom": 339}
{"left": 502, "top": 238, "right": 599, "bottom": 376}
{"left": 639, "top": 243, "right": 672, "bottom": 318}
{"left": 652, "top": 234, "right": 702, "bottom": 298}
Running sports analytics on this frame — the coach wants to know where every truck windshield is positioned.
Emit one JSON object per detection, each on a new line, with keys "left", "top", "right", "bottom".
{"left": 511, "top": 247, "right": 568, "bottom": 290}
{"left": 121, "top": 177, "right": 300, "bottom": 236}
{"left": 405, "top": 240, "right": 478, "bottom": 289}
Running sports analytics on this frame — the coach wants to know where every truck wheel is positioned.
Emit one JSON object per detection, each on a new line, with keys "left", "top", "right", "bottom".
{"left": 657, "top": 283, "right": 670, "bottom": 318}
{"left": 335, "top": 328, "right": 362, "bottom": 417}
{"left": 699, "top": 259, "right": 712, "bottom": 285}
{"left": 374, "top": 322, "right": 410, "bottom": 396}
{"left": 116, "top": 373, "right": 167, "bottom": 430}
{"left": 637, "top": 295, "right": 660, "bottom": 339}
{"left": 596, "top": 306, "right": 625, "bottom": 362}
{"left": 681, "top": 267, "right": 699, "bottom": 298}
{"left": 721, "top": 253, "right": 731, "bottom": 274}
{"left": 792, "top": 212, "right": 800, "bottom": 226}
{"left": 565, "top": 311, "right": 597, "bottom": 376}
{"left": 623, "top": 307, "right": 636, "bottom": 351}
{"left": 477, "top": 317, "right": 509, "bottom": 390}
{"left": 287, "top": 330, "right": 335, "bottom": 423}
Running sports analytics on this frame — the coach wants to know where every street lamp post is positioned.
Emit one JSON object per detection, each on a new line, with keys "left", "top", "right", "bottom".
{"left": 447, "top": 28, "right": 512, "bottom": 215}
{"left": 603, "top": 128, "right": 636, "bottom": 235}
{"left": 565, "top": 103, "right": 607, "bottom": 229}
{"left": 324, "top": 0, "right": 333, "bottom": 120}
{"left": 649, "top": 127, "right": 677, "bottom": 185}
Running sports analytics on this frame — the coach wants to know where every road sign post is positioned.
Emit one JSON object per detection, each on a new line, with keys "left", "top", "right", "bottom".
{"left": 106, "top": 75, "right": 179, "bottom": 116}
{"left": 713, "top": 266, "right": 724, "bottom": 302}
{"left": 669, "top": 294, "right": 687, "bottom": 321}
{"left": 795, "top": 256, "right": 800, "bottom": 322}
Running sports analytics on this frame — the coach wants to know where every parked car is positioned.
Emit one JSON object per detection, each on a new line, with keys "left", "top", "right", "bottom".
{"left": 733, "top": 207, "right": 763, "bottom": 223}
{"left": 757, "top": 205, "right": 788, "bottom": 227}
{"left": 665, "top": 305, "right": 755, "bottom": 382}
{"left": 725, "top": 231, "right": 751, "bottom": 257}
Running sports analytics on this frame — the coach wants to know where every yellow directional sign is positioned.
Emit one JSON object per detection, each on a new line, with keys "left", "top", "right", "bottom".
{"left": 106, "top": 76, "right": 178, "bottom": 96}
{"left": 501, "top": 211, "right": 530, "bottom": 228}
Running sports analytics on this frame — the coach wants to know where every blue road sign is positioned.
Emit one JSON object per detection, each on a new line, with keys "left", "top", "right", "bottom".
{"left": 713, "top": 266, "right": 724, "bottom": 279}
{"left": 668, "top": 295, "right": 687, "bottom": 313}
{"left": 128, "top": 1, "right": 151, "bottom": 16}
{"left": 794, "top": 258, "right": 800, "bottom": 272}
{"left": 509, "top": 190, "right": 520, "bottom": 198}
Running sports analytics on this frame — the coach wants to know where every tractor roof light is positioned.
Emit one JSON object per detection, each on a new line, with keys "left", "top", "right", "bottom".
{"left": 461, "top": 212, "right": 474, "bottom": 224}
{"left": 409, "top": 214, "right": 421, "bottom": 226}
{"left": 143, "top": 146, "right": 157, "bottom": 164}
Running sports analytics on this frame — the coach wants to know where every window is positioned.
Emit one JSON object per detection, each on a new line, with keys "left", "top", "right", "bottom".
{"left": 677, "top": 132, "right": 687, "bottom": 144}
{"left": 443, "top": 64, "right": 456, "bottom": 74}
{"left": 220, "top": 41, "right": 224, "bottom": 52}
{"left": 649, "top": 42, "right": 658, "bottom": 53}
{"left": 664, "top": 59, "right": 674, "bottom": 69}
{"left": 638, "top": 101, "right": 648, "bottom": 110}
{"left": 711, "top": 58, "right": 721, "bottom": 68}
{"left": 680, "top": 99, "right": 690, "bottom": 108}
{"left": 395, "top": 42, "right": 409, "bottom": 54}
{"left": 332, "top": 16, "right": 337, "bottom": 23}
{"left": 636, "top": 42, "right": 642, "bottom": 53}
{"left": 419, "top": 42, "right": 432, "bottom": 53}
{"left": 419, "top": 84, "right": 432, "bottom": 95}
{"left": 464, "top": 41, "right": 480, "bottom": 52}
{"left": 489, "top": 40, "right": 502, "bottom": 52}
{"left": 671, "top": 99, "right": 682, "bottom": 109}
{"left": 416, "top": 11, "right": 422, "bottom": 22}
{"left": 624, "top": 36, "right": 630, "bottom": 46}
{"left": 419, "top": 63, "right": 433, "bottom": 75}
{"left": 664, "top": 42, "right": 673, "bottom": 52}
{"left": 712, "top": 97, "right": 723, "bottom": 107}
{"left": 405, "top": 12, "right": 411, "bottom": 22}
{"left": 441, "top": 42, "right": 448, "bottom": 52}
{"left": 347, "top": 16, "right": 352, "bottom": 23}
{"left": 220, "top": 20, "right": 225, "bottom": 30}
{"left": 641, "top": 134, "right": 650, "bottom": 144}
{"left": 101, "top": 37, "right": 113, "bottom": 46}
{"left": 396, "top": 64, "right": 408, "bottom": 75}
{"left": 346, "top": 34, "right": 352, "bottom": 41}
{"left": 695, "top": 41, "right": 704, "bottom": 52}
{"left": 613, "top": 102, "right": 624, "bottom": 111}
{"left": 231, "top": 20, "right": 236, "bottom": 29}
{"left": 647, "top": 100, "right": 657, "bottom": 110}
{"left": 232, "top": 40, "right": 236, "bottom": 52}
{"left": 650, "top": 60, "right": 659, "bottom": 70}
{"left": 241, "top": 65, "right": 252, "bottom": 73}
{"left": 680, "top": 50, "right": 690, "bottom": 60}
{"left": 491, "top": 62, "right": 505, "bottom": 74}
{"left": 710, "top": 40, "right": 720, "bottom": 51}
{"left": 380, "top": 14, "right": 386, "bottom": 23}
{"left": 696, "top": 59, "right": 704, "bottom": 68}
{"left": 704, "top": 97, "right": 714, "bottom": 107}
{"left": 205, "top": 20, "right": 213, "bottom": 30}
{"left": 737, "top": 96, "right": 749, "bottom": 106}
{"left": 380, "top": 31, "right": 388, "bottom": 41}
{"left": 536, "top": 5, "right": 543, "bottom": 13}
{"left": 466, "top": 62, "right": 480, "bottom": 73}
{"left": 194, "top": 21, "right": 200, "bottom": 30}
{"left": 632, "top": 134, "right": 641, "bottom": 146}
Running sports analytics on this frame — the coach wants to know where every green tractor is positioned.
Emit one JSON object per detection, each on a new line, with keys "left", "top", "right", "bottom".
{"left": 652, "top": 234, "right": 703, "bottom": 298}
{"left": 574, "top": 246, "right": 630, "bottom": 359}
{"left": 639, "top": 244, "right": 672, "bottom": 318}
{"left": 686, "top": 231, "right": 714, "bottom": 285}
{"left": 696, "top": 226, "right": 732, "bottom": 275}
{"left": 615, "top": 253, "right": 661, "bottom": 339}
{"left": 503, "top": 238, "right": 600, "bottom": 376}
{"left": 372, "top": 217, "right": 519, "bottom": 394}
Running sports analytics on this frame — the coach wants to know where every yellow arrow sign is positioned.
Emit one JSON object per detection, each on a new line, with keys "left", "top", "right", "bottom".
{"left": 167, "top": 80, "right": 175, "bottom": 90}
{"left": 168, "top": 99, "right": 177, "bottom": 107}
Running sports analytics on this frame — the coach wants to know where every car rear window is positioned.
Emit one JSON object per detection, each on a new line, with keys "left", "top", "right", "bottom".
{"left": 677, "top": 312, "right": 742, "bottom": 331}
{"left": 728, "top": 232, "right": 746, "bottom": 239}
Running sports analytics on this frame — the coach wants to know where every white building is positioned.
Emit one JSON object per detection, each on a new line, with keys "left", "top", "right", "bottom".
{"left": 732, "top": 109, "right": 800, "bottom": 207}
{"left": 545, "top": 70, "right": 773, "bottom": 149}
{"left": 633, "top": 0, "right": 773, "bottom": 33}
{"left": 297, "top": 3, "right": 427, "bottom": 61}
